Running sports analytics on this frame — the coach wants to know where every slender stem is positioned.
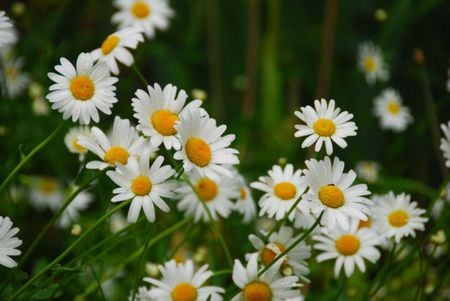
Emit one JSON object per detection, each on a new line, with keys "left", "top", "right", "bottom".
{"left": 212, "top": 269, "right": 232, "bottom": 277}
{"left": 258, "top": 211, "right": 323, "bottom": 276}
{"left": 89, "top": 266, "right": 107, "bottom": 301}
{"left": 0, "top": 121, "right": 66, "bottom": 195}
{"left": 265, "top": 196, "right": 302, "bottom": 240}
{"left": 364, "top": 243, "right": 397, "bottom": 299}
{"left": 8, "top": 200, "right": 131, "bottom": 301}
{"left": 132, "top": 63, "right": 149, "bottom": 86}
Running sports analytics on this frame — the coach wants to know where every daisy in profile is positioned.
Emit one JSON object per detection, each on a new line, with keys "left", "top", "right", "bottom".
{"left": 0, "top": 216, "right": 22, "bottom": 268}
{"left": 29, "top": 176, "right": 64, "bottom": 211}
{"left": 132, "top": 83, "right": 202, "bottom": 150}
{"left": 248, "top": 226, "right": 311, "bottom": 280}
{"left": 78, "top": 116, "right": 146, "bottom": 170}
{"left": 176, "top": 170, "right": 237, "bottom": 223}
{"left": 106, "top": 152, "right": 177, "bottom": 222}
{"left": 174, "top": 109, "right": 239, "bottom": 181}
{"left": 64, "top": 126, "right": 92, "bottom": 161}
{"left": 372, "top": 192, "right": 428, "bottom": 243}
{"left": 233, "top": 173, "right": 257, "bottom": 224}
{"left": 57, "top": 185, "right": 93, "bottom": 228}
{"left": 440, "top": 121, "right": 450, "bottom": 167}
{"left": 373, "top": 88, "right": 413, "bottom": 132}
{"left": 0, "top": 57, "right": 30, "bottom": 98}
{"left": 91, "top": 27, "right": 144, "bottom": 75}
{"left": 231, "top": 253, "right": 303, "bottom": 301}
{"left": 112, "top": 0, "right": 174, "bottom": 39}
{"left": 251, "top": 163, "right": 309, "bottom": 221}
{"left": 313, "top": 220, "right": 381, "bottom": 277}
{"left": 0, "top": 11, "right": 16, "bottom": 48}
{"left": 46, "top": 52, "right": 118, "bottom": 124}
{"left": 144, "top": 259, "right": 224, "bottom": 300}
{"left": 355, "top": 160, "right": 381, "bottom": 183}
{"left": 357, "top": 41, "right": 389, "bottom": 85}
{"left": 302, "top": 156, "right": 372, "bottom": 231}
{"left": 294, "top": 99, "right": 358, "bottom": 155}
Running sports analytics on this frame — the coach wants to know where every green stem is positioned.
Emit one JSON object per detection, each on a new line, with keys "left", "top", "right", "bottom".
{"left": 8, "top": 200, "right": 131, "bottom": 301}
{"left": 89, "top": 265, "right": 107, "bottom": 301}
{"left": 258, "top": 211, "right": 323, "bottom": 276}
{"left": 212, "top": 269, "right": 232, "bottom": 277}
{"left": 132, "top": 64, "right": 149, "bottom": 86}
{"left": 0, "top": 121, "right": 66, "bottom": 195}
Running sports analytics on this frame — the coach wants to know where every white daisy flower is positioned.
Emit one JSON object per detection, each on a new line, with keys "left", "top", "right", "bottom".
{"left": 355, "top": 160, "right": 381, "bottom": 183}
{"left": 29, "top": 176, "right": 64, "bottom": 211}
{"left": 176, "top": 170, "right": 237, "bottom": 223}
{"left": 78, "top": 116, "right": 146, "bottom": 170}
{"left": 373, "top": 88, "right": 413, "bottom": 132}
{"left": 313, "top": 221, "right": 381, "bottom": 277}
{"left": 57, "top": 186, "right": 93, "bottom": 229}
{"left": 91, "top": 27, "right": 144, "bottom": 75}
{"left": 106, "top": 153, "right": 177, "bottom": 223}
{"left": 234, "top": 174, "right": 257, "bottom": 224}
{"left": 302, "top": 156, "right": 372, "bottom": 231}
{"left": 174, "top": 108, "right": 239, "bottom": 181}
{"left": 144, "top": 259, "right": 224, "bottom": 300}
{"left": 0, "top": 11, "right": 16, "bottom": 49}
{"left": 248, "top": 226, "right": 311, "bottom": 280}
{"left": 440, "top": 121, "right": 450, "bottom": 168}
{"left": 0, "top": 56, "right": 30, "bottom": 98}
{"left": 357, "top": 41, "right": 389, "bottom": 85}
{"left": 0, "top": 216, "right": 22, "bottom": 268}
{"left": 232, "top": 253, "right": 302, "bottom": 301}
{"left": 250, "top": 164, "right": 309, "bottom": 221}
{"left": 132, "top": 83, "right": 202, "bottom": 150}
{"left": 372, "top": 192, "right": 428, "bottom": 243}
{"left": 64, "top": 126, "right": 93, "bottom": 161}
{"left": 294, "top": 99, "right": 358, "bottom": 155}
{"left": 129, "top": 286, "right": 152, "bottom": 301}
{"left": 112, "top": 0, "right": 174, "bottom": 39}
{"left": 46, "top": 52, "right": 118, "bottom": 124}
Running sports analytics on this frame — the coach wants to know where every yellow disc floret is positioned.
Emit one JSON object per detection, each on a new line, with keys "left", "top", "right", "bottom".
{"left": 273, "top": 182, "right": 297, "bottom": 200}
{"left": 195, "top": 178, "right": 218, "bottom": 201}
{"left": 72, "top": 138, "right": 87, "bottom": 152}
{"left": 240, "top": 187, "right": 247, "bottom": 200}
{"left": 363, "top": 56, "right": 376, "bottom": 72}
{"left": 131, "top": 1, "right": 151, "bottom": 19}
{"left": 171, "top": 283, "right": 197, "bottom": 301}
{"left": 38, "top": 178, "right": 58, "bottom": 195}
{"left": 261, "top": 243, "right": 286, "bottom": 266}
{"left": 335, "top": 234, "right": 360, "bottom": 256}
{"left": 243, "top": 281, "right": 272, "bottom": 301}
{"left": 101, "top": 35, "right": 120, "bottom": 55}
{"left": 388, "top": 210, "right": 409, "bottom": 227}
{"left": 318, "top": 184, "right": 345, "bottom": 208}
{"left": 185, "top": 137, "right": 211, "bottom": 167}
{"left": 104, "top": 146, "right": 130, "bottom": 165}
{"left": 387, "top": 101, "right": 400, "bottom": 115}
{"left": 151, "top": 110, "right": 179, "bottom": 136}
{"left": 131, "top": 175, "right": 152, "bottom": 196}
{"left": 70, "top": 76, "right": 95, "bottom": 101}
{"left": 313, "top": 118, "right": 336, "bottom": 137}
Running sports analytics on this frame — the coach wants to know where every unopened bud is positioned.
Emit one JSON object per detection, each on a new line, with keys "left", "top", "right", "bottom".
{"left": 71, "top": 224, "right": 82, "bottom": 236}
{"left": 374, "top": 8, "right": 388, "bottom": 22}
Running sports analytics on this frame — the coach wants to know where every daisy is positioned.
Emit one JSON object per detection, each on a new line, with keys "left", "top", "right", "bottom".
{"left": 78, "top": 116, "right": 146, "bottom": 170}
{"left": 144, "top": 259, "right": 224, "bottom": 300}
{"left": 0, "top": 56, "right": 30, "bottom": 98}
{"left": 46, "top": 52, "right": 118, "bottom": 124}
{"left": 373, "top": 88, "right": 413, "bottom": 132}
{"left": 132, "top": 83, "right": 202, "bottom": 150}
{"left": 106, "top": 153, "right": 177, "bottom": 223}
{"left": 234, "top": 173, "right": 257, "bottom": 224}
{"left": 357, "top": 41, "right": 389, "bottom": 85}
{"left": 176, "top": 170, "right": 237, "bottom": 223}
{"left": 302, "top": 156, "right": 372, "bottom": 231}
{"left": 248, "top": 226, "right": 311, "bottom": 280}
{"left": 112, "top": 0, "right": 174, "bottom": 39}
{"left": 29, "top": 176, "right": 64, "bottom": 211}
{"left": 372, "top": 192, "right": 428, "bottom": 243}
{"left": 231, "top": 253, "right": 302, "bottom": 301}
{"left": 294, "top": 99, "right": 358, "bottom": 155}
{"left": 130, "top": 286, "right": 152, "bottom": 301}
{"left": 313, "top": 221, "right": 381, "bottom": 277}
{"left": 0, "top": 216, "right": 22, "bottom": 268}
{"left": 174, "top": 108, "right": 239, "bottom": 181}
{"left": 58, "top": 185, "right": 93, "bottom": 228}
{"left": 64, "top": 126, "right": 92, "bottom": 161}
{"left": 0, "top": 11, "right": 16, "bottom": 49}
{"left": 250, "top": 163, "right": 309, "bottom": 221}
{"left": 440, "top": 121, "right": 450, "bottom": 167}
{"left": 91, "top": 27, "right": 144, "bottom": 75}
{"left": 355, "top": 160, "right": 381, "bottom": 183}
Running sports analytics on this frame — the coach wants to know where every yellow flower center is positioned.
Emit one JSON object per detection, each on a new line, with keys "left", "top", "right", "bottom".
{"left": 336, "top": 234, "right": 360, "bottom": 256}
{"left": 131, "top": 175, "right": 152, "bottom": 196}
{"left": 387, "top": 101, "right": 400, "bottom": 115}
{"left": 388, "top": 210, "right": 409, "bottom": 227}
{"left": 185, "top": 137, "right": 211, "bottom": 167}
{"left": 38, "top": 178, "right": 58, "bottom": 195}
{"left": 195, "top": 178, "right": 218, "bottom": 201}
{"left": 101, "top": 35, "right": 120, "bottom": 55}
{"left": 171, "top": 283, "right": 197, "bottom": 301}
{"left": 151, "top": 110, "right": 179, "bottom": 136}
{"left": 313, "top": 118, "right": 336, "bottom": 137}
{"left": 243, "top": 281, "right": 272, "bottom": 301}
{"left": 261, "top": 243, "right": 286, "bottom": 266}
{"left": 131, "top": 1, "right": 151, "bottom": 19}
{"left": 358, "top": 217, "right": 372, "bottom": 229}
{"left": 6, "top": 67, "right": 17, "bottom": 79}
{"left": 70, "top": 76, "right": 95, "bottom": 101}
{"left": 104, "top": 146, "right": 130, "bottom": 165}
{"left": 273, "top": 182, "right": 297, "bottom": 200}
{"left": 318, "top": 184, "right": 345, "bottom": 208}
{"left": 240, "top": 187, "right": 247, "bottom": 200}
{"left": 363, "top": 56, "right": 376, "bottom": 72}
